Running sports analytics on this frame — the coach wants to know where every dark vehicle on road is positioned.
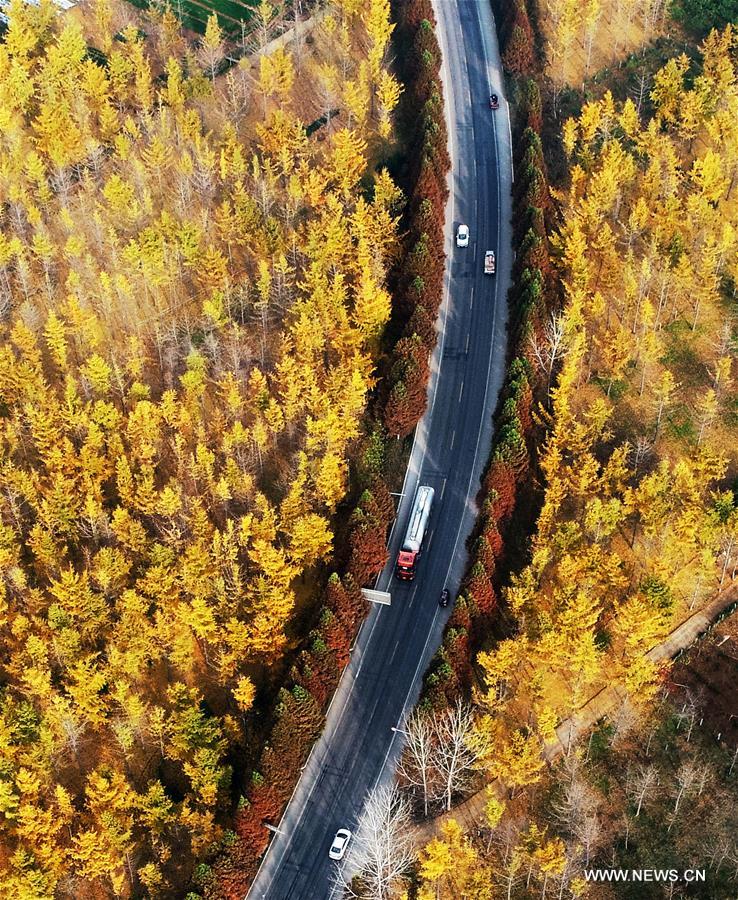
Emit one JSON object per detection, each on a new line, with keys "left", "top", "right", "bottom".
{"left": 489, "top": 93, "right": 499, "bottom": 109}
{"left": 440, "top": 589, "right": 450, "bottom": 607}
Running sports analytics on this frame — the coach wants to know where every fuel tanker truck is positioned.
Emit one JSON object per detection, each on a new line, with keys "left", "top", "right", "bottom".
{"left": 395, "top": 485, "right": 435, "bottom": 581}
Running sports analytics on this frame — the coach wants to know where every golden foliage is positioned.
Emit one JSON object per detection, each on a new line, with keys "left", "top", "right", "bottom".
{"left": 474, "top": 26, "right": 738, "bottom": 806}
{"left": 0, "top": 0, "right": 401, "bottom": 895}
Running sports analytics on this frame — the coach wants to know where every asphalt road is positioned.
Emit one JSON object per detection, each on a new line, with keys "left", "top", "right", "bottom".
{"left": 247, "top": 2, "right": 513, "bottom": 897}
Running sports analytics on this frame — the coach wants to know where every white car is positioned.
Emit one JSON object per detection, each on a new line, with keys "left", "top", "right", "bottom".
{"left": 329, "top": 828, "right": 352, "bottom": 860}
{"left": 456, "top": 224, "right": 469, "bottom": 247}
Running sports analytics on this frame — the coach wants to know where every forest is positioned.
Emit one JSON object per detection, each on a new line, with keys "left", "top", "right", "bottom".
{"left": 482, "top": 19, "right": 738, "bottom": 773}
{"left": 0, "top": 0, "right": 404, "bottom": 896}
{"left": 365, "top": 3, "right": 738, "bottom": 899}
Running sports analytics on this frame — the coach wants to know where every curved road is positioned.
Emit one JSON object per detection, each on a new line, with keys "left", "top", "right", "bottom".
{"left": 247, "top": 2, "right": 512, "bottom": 897}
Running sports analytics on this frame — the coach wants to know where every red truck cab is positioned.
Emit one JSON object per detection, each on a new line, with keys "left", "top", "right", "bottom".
{"left": 396, "top": 550, "right": 417, "bottom": 580}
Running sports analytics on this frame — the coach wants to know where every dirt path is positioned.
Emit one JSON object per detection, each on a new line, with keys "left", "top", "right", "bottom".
{"left": 411, "top": 582, "right": 738, "bottom": 845}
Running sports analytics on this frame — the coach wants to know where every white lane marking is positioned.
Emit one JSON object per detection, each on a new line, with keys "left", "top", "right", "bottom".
{"left": 373, "top": 603, "right": 441, "bottom": 787}
{"left": 458, "top": 380, "right": 464, "bottom": 402}
{"left": 342, "top": 6, "right": 515, "bottom": 892}
{"left": 254, "top": 1, "right": 511, "bottom": 893}
{"left": 436, "top": 0, "right": 507, "bottom": 598}
{"left": 253, "top": 3, "right": 466, "bottom": 895}
{"left": 465, "top": 331, "right": 470, "bottom": 353}
{"left": 337, "top": 1, "right": 504, "bottom": 888}
{"left": 450, "top": 430, "right": 456, "bottom": 450}
{"left": 508, "top": 109, "right": 514, "bottom": 182}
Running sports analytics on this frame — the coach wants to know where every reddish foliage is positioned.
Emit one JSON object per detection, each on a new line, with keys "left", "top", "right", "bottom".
{"left": 421, "top": 118, "right": 451, "bottom": 176}
{"left": 348, "top": 532, "right": 388, "bottom": 586}
{"left": 403, "top": 0, "right": 435, "bottom": 31}
{"left": 407, "top": 303, "right": 437, "bottom": 348}
{"left": 466, "top": 563, "right": 496, "bottom": 618}
{"left": 384, "top": 334, "right": 431, "bottom": 437}
{"left": 348, "top": 491, "right": 391, "bottom": 585}
{"left": 521, "top": 234, "right": 550, "bottom": 276}
{"left": 384, "top": 369, "right": 428, "bottom": 438}
{"left": 472, "top": 535, "right": 498, "bottom": 578}
{"left": 484, "top": 459, "right": 518, "bottom": 524}
{"left": 412, "top": 161, "right": 449, "bottom": 217}
{"left": 207, "top": 867, "right": 250, "bottom": 900}
{"left": 412, "top": 21, "right": 442, "bottom": 78}
{"left": 448, "top": 595, "right": 472, "bottom": 632}
{"left": 502, "top": 22, "right": 535, "bottom": 76}
{"left": 482, "top": 520, "right": 505, "bottom": 560}
{"left": 414, "top": 195, "right": 440, "bottom": 232}
{"left": 445, "top": 629, "right": 474, "bottom": 691}
{"left": 325, "top": 571, "right": 366, "bottom": 634}
{"left": 295, "top": 649, "right": 338, "bottom": 708}
{"left": 318, "top": 606, "right": 350, "bottom": 654}
{"left": 324, "top": 572, "right": 367, "bottom": 639}
{"left": 235, "top": 779, "right": 281, "bottom": 855}
{"left": 323, "top": 632, "right": 350, "bottom": 673}
{"left": 208, "top": 779, "right": 283, "bottom": 896}
{"left": 398, "top": 219, "right": 444, "bottom": 320}
{"left": 369, "top": 475, "right": 395, "bottom": 526}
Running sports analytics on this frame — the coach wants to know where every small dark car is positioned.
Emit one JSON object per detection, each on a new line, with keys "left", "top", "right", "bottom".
{"left": 440, "top": 589, "right": 450, "bottom": 607}
{"left": 489, "top": 93, "right": 499, "bottom": 109}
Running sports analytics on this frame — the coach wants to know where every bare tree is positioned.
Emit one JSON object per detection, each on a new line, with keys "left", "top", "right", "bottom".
{"left": 575, "top": 813, "right": 601, "bottom": 867}
{"left": 551, "top": 756, "right": 601, "bottom": 867}
{"left": 642, "top": 0, "right": 667, "bottom": 33}
{"left": 339, "top": 782, "right": 415, "bottom": 900}
{"left": 529, "top": 311, "right": 566, "bottom": 392}
{"left": 630, "top": 435, "right": 654, "bottom": 474}
{"left": 627, "top": 763, "right": 659, "bottom": 817}
{"left": 223, "top": 67, "right": 252, "bottom": 121}
{"left": 669, "top": 760, "right": 700, "bottom": 829}
{"left": 431, "top": 700, "right": 488, "bottom": 811}
{"left": 252, "top": 0, "right": 277, "bottom": 54}
{"left": 396, "top": 710, "right": 441, "bottom": 817}
{"left": 610, "top": 699, "right": 640, "bottom": 749}
{"left": 630, "top": 69, "right": 652, "bottom": 117}
{"left": 674, "top": 691, "right": 702, "bottom": 742}
{"left": 557, "top": 778, "right": 595, "bottom": 828}
{"left": 729, "top": 745, "right": 738, "bottom": 776}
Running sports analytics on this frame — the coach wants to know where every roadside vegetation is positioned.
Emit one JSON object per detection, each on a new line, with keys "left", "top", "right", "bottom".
{"left": 0, "top": 0, "right": 407, "bottom": 896}
{"left": 478, "top": 17, "right": 738, "bottom": 783}
{"left": 338, "top": 2, "right": 738, "bottom": 899}
{"left": 411, "top": 611, "right": 738, "bottom": 898}
{"left": 413, "top": 690, "right": 738, "bottom": 898}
